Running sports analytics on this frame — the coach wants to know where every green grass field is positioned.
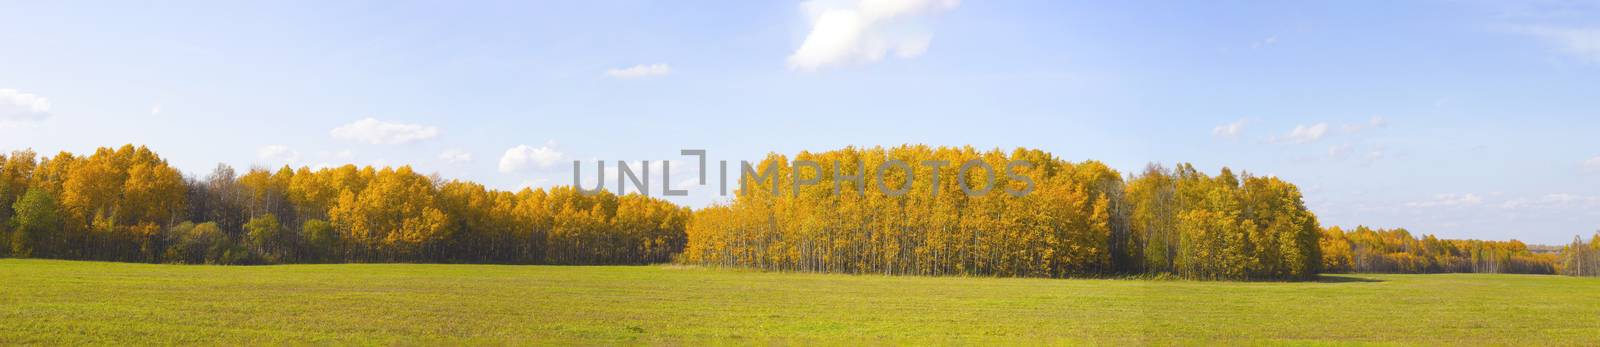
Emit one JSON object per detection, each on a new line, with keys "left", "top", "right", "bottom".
{"left": 2, "top": 259, "right": 1597, "bottom": 345}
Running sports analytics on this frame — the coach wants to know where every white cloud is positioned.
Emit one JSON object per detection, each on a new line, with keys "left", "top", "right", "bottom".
{"left": 1326, "top": 143, "right": 1387, "bottom": 164}
{"left": 257, "top": 145, "right": 300, "bottom": 166}
{"left": 1328, "top": 143, "right": 1352, "bottom": 158}
{"left": 1267, "top": 117, "right": 1384, "bottom": 144}
{"left": 330, "top": 118, "right": 440, "bottom": 145}
{"left": 1500, "top": 193, "right": 1600, "bottom": 210}
{"left": 1406, "top": 193, "right": 1483, "bottom": 208}
{"left": 675, "top": 178, "right": 701, "bottom": 190}
{"left": 1365, "top": 149, "right": 1387, "bottom": 162}
{"left": 1274, "top": 123, "right": 1329, "bottom": 144}
{"left": 1585, "top": 155, "right": 1600, "bottom": 173}
{"left": 1343, "top": 116, "right": 1388, "bottom": 133}
{"left": 1515, "top": 26, "right": 1600, "bottom": 63}
{"left": 499, "top": 142, "right": 564, "bottom": 173}
{"left": 0, "top": 89, "right": 51, "bottom": 123}
{"left": 1252, "top": 35, "right": 1278, "bottom": 48}
{"left": 308, "top": 149, "right": 357, "bottom": 169}
{"left": 438, "top": 149, "right": 473, "bottom": 163}
{"left": 1212, "top": 119, "right": 1245, "bottom": 139}
{"left": 787, "top": 0, "right": 959, "bottom": 70}
{"left": 605, "top": 63, "right": 673, "bottom": 79}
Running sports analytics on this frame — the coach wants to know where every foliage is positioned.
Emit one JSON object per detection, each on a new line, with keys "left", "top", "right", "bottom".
{"left": 0, "top": 145, "right": 687, "bottom": 265}
{"left": 162, "top": 222, "right": 237, "bottom": 264}
{"left": 1557, "top": 232, "right": 1600, "bottom": 276}
{"left": 1318, "top": 226, "right": 1556, "bottom": 274}
{"left": 10, "top": 189, "right": 60, "bottom": 258}
{"left": 684, "top": 146, "right": 1321, "bottom": 280}
{"left": 245, "top": 214, "right": 288, "bottom": 263}
{"left": 2, "top": 143, "right": 1581, "bottom": 281}
{"left": 300, "top": 219, "right": 338, "bottom": 262}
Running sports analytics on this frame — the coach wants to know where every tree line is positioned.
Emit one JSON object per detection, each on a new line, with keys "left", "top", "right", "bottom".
{"left": 0, "top": 145, "right": 688, "bottom": 265}
{"left": 1317, "top": 226, "right": 1557, "bottom": 274}
{"left": 4, "top": 144, "right": 1595, "bottom": 280}
{"left": 683, "top": 145, "right": 1323, "bottom": 280}
{"left": 1558, "top": 233, "right": 1600, "bottom": 277}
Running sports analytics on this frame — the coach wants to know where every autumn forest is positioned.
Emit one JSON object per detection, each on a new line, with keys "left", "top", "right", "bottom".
{"left": 0, "top": 144, "right": 1595, "bottom": 280}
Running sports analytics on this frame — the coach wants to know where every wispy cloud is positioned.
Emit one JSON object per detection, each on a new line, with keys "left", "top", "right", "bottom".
{"left": 1406, "top": 193, "right": 1483, "bottom": 208}
{"left": 1499, "top": 193, "right": 1600, "bottom": 210}
{"left": 257, "top": 145, "right": 300, "bottom": 166}
{"left": 605, "top": 63, "right": 672, "bottom": 79}
{"left": 1212, "top": 119, "right": 1246, "bottom": 139}
{"left": 1273, "top": 123, "right": 1329, "bottom": 144}
{"left": 330, "top": 118, "right": 440, "bottom": 145}
{"left": 788, "top": 0, "right": 959, "bottom": 70}
{"left": 1364, "top": 147, "right": 1387, "bottom": 162}
{"left": 1514, "top": 26, "right": 1600, "bottom": 63}
{"left": 308, "top": 149, "right": 357, "bottom": 169}
{"left": 1252, "top": 35, "right": 1278, "bottom": 48}
{"left": 1273, "top": 117, "right": 1385, "bottom": 145}
{"left": 1342, "top": 116, "right": 1388, "bottom": 133}
{"left": 1328, "top": 143, "right": 1352, "bottom": 158}
{"left": 1327, "top": 143, "right": 1388, "bottom": 165}
{"left": 1584, "top": 155, "right": 1600, "bottom": 173}
{"left": 438, "top": 149, "right": 473, "bottom": 164}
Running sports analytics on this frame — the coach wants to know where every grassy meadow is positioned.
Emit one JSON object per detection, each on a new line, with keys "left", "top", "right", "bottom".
{"left": 1, "top": 259, "right": 1597, "bottom": 345}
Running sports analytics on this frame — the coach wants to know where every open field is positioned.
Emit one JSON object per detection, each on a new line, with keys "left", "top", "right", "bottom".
{"left": 1, "top": 259, "right": 1597, "bottom": 345}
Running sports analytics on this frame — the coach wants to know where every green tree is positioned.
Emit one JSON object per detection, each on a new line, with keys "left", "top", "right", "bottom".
{"left": 0, "top": 150, "right": 39, "bottom": 229}
{"left": 300, "top": 219, "right": 338, "bottom": 262}
{"left": 11, "top": 189, "right": 61, "bottom": 258}
{"left": 245, "top": 214, "right": 288, "bottom": 262}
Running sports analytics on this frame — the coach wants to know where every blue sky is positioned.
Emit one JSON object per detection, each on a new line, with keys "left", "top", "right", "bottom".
{"left": 1, "top": 0, "right": 1597, "bottom": 243}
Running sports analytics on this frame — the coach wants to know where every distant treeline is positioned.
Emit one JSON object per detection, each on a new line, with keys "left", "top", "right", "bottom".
{"left": 1558, "top": 234, "right": 1600, "bottom": 277}
{"left": 2, "top": 144, "right": 1595, "bottom": 280}
{"left": 1318, "top": 226, "right": 1556, "bottom": 275}
{"left": 0, "top": 145, "right": 688, "bottom": 265}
